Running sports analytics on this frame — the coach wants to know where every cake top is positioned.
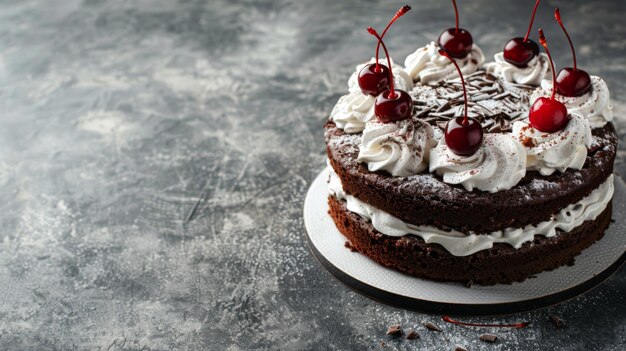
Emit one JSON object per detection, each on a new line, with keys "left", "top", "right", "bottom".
{"left": 328, "top": 3, "right": 614, "bottom": 193}
{"left": 411, "top": 71, "right": 531, "bottom": 133}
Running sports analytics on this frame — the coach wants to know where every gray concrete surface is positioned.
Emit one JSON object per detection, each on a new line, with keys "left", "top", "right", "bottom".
{"left": 0, "top": 0, "right": 624, "bottom": 350}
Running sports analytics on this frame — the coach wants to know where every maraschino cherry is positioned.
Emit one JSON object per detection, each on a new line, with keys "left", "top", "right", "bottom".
{"left": 503, "top": 0, "right": 541, "bottom": 67}
{"left": 529, "top": 29, "right": 569, "bottom": 133}
{"left": 439, "top": 49, "right": 483, "bottom": 156}
{"left": 437, "top": 0, "right": 473, "bottom": 59}
{"left": 368, "top": 27, "right": 413, "bottom": 123}
{"left": 358, "top": 5, "right": 411, "bottom": 96}
{"left": 554, "top": 8, "right": 591, "bottom": 97}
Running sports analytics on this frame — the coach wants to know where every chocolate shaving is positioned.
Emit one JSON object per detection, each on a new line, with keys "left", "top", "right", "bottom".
{"left": 436, "top": 101, "right": 451, "bottom": 112}
{"left": 492, "top": 91, "right": 510, "bottom": 100}
{"left": 455, "top": 346, "right": 468, "bottom": 351}
{"left": 386, "top": 325, "right": 402, "bottom": 336}
{"left": 410, "top": 70, "right": 531, "bottom": 134}
{"left": 415, "top": 106, "right": 432, "bottom": 118}
{"left": 423, "top": 322, "right": 442, "bottom": 332}
{"left": 429, "top": 112, "right": 452, "bottom": 118}
{"left": 436, "top": 98, "right": 449, "bottom": 106}
{"left": 475, "top": 101, "right": 494, "bottom": 113}
{"left": 436, "top": 121, "right": 448, "bottom": 131}
{"left": 406, "top": 330, "right": 419, "bottom": 340}
{"left": 549, "top": 315, "right": 565, "bottom": 328}
{"left": 471, "top": 94, "right": 491, "bottom": 102}
{"left": 446, "top": 91, "right": 464, "bottom": 100}
{"left": 487, "top": 113, "right": 515, "bottom": 133}
{"left": 480, "top": 334, "right": 498, "bottom": 343}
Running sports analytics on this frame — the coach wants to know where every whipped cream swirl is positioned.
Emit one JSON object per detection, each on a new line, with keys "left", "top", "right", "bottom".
{"left": 329, "top": 92, "right": 375, "bottom": 134}
{"left": 532, "top": 76, "right": 614, "bottom": 128}
{"left": 485, "top": 52, "right": 550, "bottom": 87}
{"left": 328, "top": 167, "right": 614, "bottom": 256}
{"left": 429, "top": 133, "right": 527, "bottom": 193}
{"left": 347, "top": 57, "right": 413, "bottom": 94}
{"left": 333, "top": 58, "right": 413, "bottom": 134}
{"left": 357, "top": 117, "right": 436, "bottom": 177}
{"left": 512, "top": 113, "right": 592, "bottom": 176}
{"left": 404, "top": 41, "right": 485, "bottom": 85}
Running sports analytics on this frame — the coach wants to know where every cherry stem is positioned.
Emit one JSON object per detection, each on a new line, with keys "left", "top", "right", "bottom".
{"left": 442, "top": 316, "right": 530, "bottom": 329}
{"left": 555, "top": 8, "right": 577, "bottom": 71}
{"left": 451, "top": 0, "right": 459, "bottom": 33}
{"left": 375, "top": 5, "right": 411, "bottom": 72}
{"left": 538, "top": 28, "right": 557, "bottom": 100}
{"left": 439, "top": 49, "right": 468, "bottom": 125}
{"left": 368, "top": 27, "right": 395, "bottom": 98}
{"left": 523, "top": 0, "right": 541, "bottom": 42}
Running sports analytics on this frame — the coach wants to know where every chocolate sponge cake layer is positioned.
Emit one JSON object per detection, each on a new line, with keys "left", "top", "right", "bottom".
{"left": 328, "top": 196, "right": 613, "bottom": 285}
{"left": 325, "top": 121, "right": 617, "bottom": 234}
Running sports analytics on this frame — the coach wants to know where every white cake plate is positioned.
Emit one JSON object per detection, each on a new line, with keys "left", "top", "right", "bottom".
{"left": 304, "top": 168, "right": 626, "bottom": 316}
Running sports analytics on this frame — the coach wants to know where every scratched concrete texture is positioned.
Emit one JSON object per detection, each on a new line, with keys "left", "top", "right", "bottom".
{"left": 0, "top": 0, "right": 624, "bottom": 350}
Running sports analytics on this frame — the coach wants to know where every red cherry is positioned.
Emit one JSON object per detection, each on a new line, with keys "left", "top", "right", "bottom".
{"left": 374, "top": 90, "right": 413, "bottom": 123}
{"left": 503, "top": 38, "right": 539, "bottom": 67}
{"left": 529, "top": 97, "right": 568, "bottom": 133}
{"left": 358, "top": 64, "right": 390, "bottom": 96}
{"left": 367, "top": 27, "right": 413, "bottom": 123}
{"left": 438, "top": 49, "right": 483, "bottom": 156}
{"left": 556, "top": 68, "right": 591, "bottom": 97}
{"left": 437, "top": 0, "right": 473, "bottom": 59}
{"left": 553, "top": 8, "right": 592, "bottom": 97}
{"left": 528, "top": 29, "right": 569, "bottom": 133}
{"left": 438, "top": 28, "right": 473, "bottom": 59}
{"left": 503, "top": 0, "right": 541, "bottom": 67}
{"left": 445, "top": 116, "right": 484, "bottom": 156}
{"left": 358, "top": 5, "right": 410, "bottom": 96}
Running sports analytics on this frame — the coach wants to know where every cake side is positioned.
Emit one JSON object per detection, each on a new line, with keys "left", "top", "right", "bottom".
{"left": 325, "top": 120, "right": 616, "bottom": 233}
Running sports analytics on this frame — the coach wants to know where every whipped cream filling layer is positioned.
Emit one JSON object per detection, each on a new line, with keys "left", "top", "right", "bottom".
{"left": 328, "top": 167, "right": 613, "bottom": 256}
{"left": 404, "top": 42, "right": 485, "bottom": 85}
{"left": 532, "top": 76, "right": 614, "bottom": 128}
